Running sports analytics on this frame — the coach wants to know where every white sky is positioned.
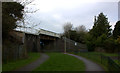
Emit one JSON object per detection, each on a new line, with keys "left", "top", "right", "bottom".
{"left": 20, "top": 0, "right": 120, "bottom": 33}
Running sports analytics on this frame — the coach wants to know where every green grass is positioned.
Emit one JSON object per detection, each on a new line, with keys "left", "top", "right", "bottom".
{"left": 33, "top": 53, "right": 85, "bottom": 71}
{"left": 97, "top": 52, "right": 118, "bottom": 56}
{"left": 73, "top": 52, "right": 120, "bottom": 71}
{"left": 82, "top": 52, "right": 118, "bottom": 56}
{"left": 73, "top": 52, "right": 108, "bottom": 71}
{"left": 0, "top": 66, "right": 1, "bottom": 72}
{"left": 114, "top": 60, "right": 120, "bottom": 65}
{"left": 3, "top": 52, "right": 40, "bottom": 71}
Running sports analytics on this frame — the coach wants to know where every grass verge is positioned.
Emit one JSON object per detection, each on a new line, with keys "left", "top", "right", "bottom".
{"left": 91, "top": 52, "right": 118, "bottom": 56}
{"left": 73, "top": 52, "right": 108, "bottom": 71}
{"left": 73, "top": 52, "right": 120, "bottom": 71}
{"left": 33, "top": 53, "right": 85, "bottom": 71}
{"left": 114, "top": 60, "right": 120, "bottom": 65}
{"left": 3, "top": 52, "right": 40, "bottom": 71}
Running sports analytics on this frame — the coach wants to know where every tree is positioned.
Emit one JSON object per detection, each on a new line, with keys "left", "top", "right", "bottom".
{"left": 95, "top": 34, "right": 107, "bottom": 47}
{"left": 75, "top": 25, "right": 87, "bottom": 43}
{"left": 75, "top": 25, "right": 87, "bottom": 33}
{"left": 116, "top": 36, "right": 120, "bottom": 44}
{"left": 103, "top": 38, "right": 116, "bottom": 53}
{"left": 2, "top": 2, "right": 24, "bottom": 39}
{"left": 2, "top": 2, "right": 25, "bottom": 62}
{"left": 90, "top": 13, "right": 112, "bottom": 38}
{"left": 85, "top": 33, "right": 95, "bottom": 51}
{"left": 86, "top": 13, "right": 112, "bottom": 51}
{"left": 63, "top": 23, "right": 88, "bottom": 44}
{"left": 113, "top": 21, "right": 120, "bottom": 39}
{"left": 69, "top": 30, "right": 77, "bottom": 41}
{"left": 63, "top": 22, "right": 73, "bottom": 38}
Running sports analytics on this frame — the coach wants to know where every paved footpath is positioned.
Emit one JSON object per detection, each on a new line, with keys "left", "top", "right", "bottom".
{"left": 66, "top": 53, "right": 104, "bottom": 71}
{"left": 15, "top": 53, "right": 49, "bottom": 71}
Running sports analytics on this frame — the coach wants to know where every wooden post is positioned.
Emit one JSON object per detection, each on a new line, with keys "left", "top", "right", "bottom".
{"left": 64, "top": 37, "right": 66, "bottom": 54}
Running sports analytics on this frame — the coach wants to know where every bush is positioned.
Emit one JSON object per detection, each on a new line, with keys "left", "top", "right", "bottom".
{"left": 85, "top": 33, "right": 95, "bottom": 51}
{"left": 95, "top": 34, "right": 107, "bottom": 47}
{"left": 115, "top": 36, "right": 120, "bottom": 52}
{"left": 103, "top": 38, "right": 116, "bottom": 53}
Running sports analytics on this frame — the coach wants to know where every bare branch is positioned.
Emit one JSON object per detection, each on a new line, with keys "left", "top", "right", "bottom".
{"left": 63, "top": 22, "right": 73, "bottom": 33}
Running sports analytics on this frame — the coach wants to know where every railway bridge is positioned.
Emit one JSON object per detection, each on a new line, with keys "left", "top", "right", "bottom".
{"left": 15, "top": 28, "right": 87, "bottom": 53}
{"left": 15, "top": 28, "right": 62, "bottom": 52}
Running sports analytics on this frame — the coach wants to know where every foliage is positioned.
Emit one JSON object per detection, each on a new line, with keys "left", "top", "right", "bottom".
{"left": 113, "top": 21, "right": 120, "bottom": 39}
{"left": 86, "top": 13, "right": 112, "bottom": 51}
{"left": 75, "top": 25, "right": 87, "bottom": 33}
{"left": 85, "top": 33, "right": 95, "bottom": 51}
{"left": 63, "top": 22, "right": 73, "bottom": 38}
{"left": 2, "top": 2, "right": 24, "bottom": 39}
{"left": 63, "top": 24, "right": 87, "bottom": 44}
{"left": 116, "top": 36, "right": 120, "bottom": 44}
{"left": 90, "top": 13, "right": 111, "bottom": 38}
{"left": 115, "top": 36, "right": 120, "bottom": 52}
{"left": 69, "top": 30, "right": 77, "bottom": 41}
{"left": 75, "top": 25, "right": 87, "bottom": 43}
{"left": 95, "top": 34, "right": 107, "bottom": 47}
{"left": 103, "top": 38, "right": 116, "bottom": 52}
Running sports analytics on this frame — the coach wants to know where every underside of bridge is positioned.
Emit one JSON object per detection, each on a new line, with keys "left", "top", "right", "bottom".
{"left": 25, "top": 30, "right": 87, "bottom": 53}
{"left": 39, "top": 34, "right": 58, "bottom": 52}
{"left": 25, "top": 33, "right": 62, "bottom": 53}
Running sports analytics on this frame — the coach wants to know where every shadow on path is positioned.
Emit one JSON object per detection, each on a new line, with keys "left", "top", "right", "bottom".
{"left": 66, "top": 53, "right": 104, "bottom": 71}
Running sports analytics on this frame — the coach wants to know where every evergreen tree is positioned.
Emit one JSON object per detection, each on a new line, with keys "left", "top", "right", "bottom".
{"left": 86, "top": 13, "right": 112, "bottom": 51}
{"left": 90, "top": 13, "right": 112, "bottom": 38}
{"left": 113, "top": 21, "right": 120, "bottom": 39}
{"left": 2, "top": 2, "right": 24, "bottom": 39}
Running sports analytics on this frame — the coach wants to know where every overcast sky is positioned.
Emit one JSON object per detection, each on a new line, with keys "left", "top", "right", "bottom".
{"left": 20, "top": 0, "right": 119, "bottom": 33}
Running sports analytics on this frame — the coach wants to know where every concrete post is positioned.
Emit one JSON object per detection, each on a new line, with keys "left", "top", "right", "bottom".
{"left": 37, "top": 35, "right": 40, "bottom": 52}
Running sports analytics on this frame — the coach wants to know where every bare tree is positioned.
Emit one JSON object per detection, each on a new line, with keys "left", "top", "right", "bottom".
{"left": 75, "top": 25, "right": 87, "bottom": 34}
{"left": 63, "top": 22, "right": 73, "bottom": 35}
{"left": 75, "top": 25, "right": 87, "bottom": 43}
{"left": 63, "top": 22, "right": 73, "bottom": 50}
{"left": 15, "top": 0, "right": 39, "bottom": 57}
{"left": 15, "top": 0, "right": 39, "bottom": 32}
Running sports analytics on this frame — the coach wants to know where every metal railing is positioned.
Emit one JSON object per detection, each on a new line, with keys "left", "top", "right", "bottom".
{"left": 77, "top": 52, "right": 120, "bottom": 71}
{"left": 101, "top": 54, "right": 120, "bottom": 71}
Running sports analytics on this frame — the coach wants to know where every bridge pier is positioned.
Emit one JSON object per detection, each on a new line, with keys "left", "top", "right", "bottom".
{"left": 37, "top": 36, "right": 40, "bottom": 52}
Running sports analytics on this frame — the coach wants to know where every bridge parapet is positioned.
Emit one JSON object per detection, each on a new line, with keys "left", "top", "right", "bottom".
{"left": 15, "top": 28, "right": 61, "bottom": 38}
{"left": 38, "top": 29, "right": 60, "bottom": 38}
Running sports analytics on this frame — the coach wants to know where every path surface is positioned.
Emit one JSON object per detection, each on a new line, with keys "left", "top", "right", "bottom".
{"left": 15, "top": 53, "right": 49, "bottom": 71}
{"left": 66, "top": 53, "right": 104, "bottom": 71}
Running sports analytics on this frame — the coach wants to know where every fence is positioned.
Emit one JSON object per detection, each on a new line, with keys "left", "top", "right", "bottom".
{"left": 75, "top": 52, "right": 120, "bottom": 71}
{"left": 3, "top": 31, "right": 27, "bottom": 63}
{"left": 118, "top": 51, "right": 120, "bottom": 65}
{"left": 2, "top": 42, "right": 26, "bottom": 63}
{"left": 42, "top": 37, "right": 87, "bottom": 52}
{"left": 101, "top": 54, "right": 120, "bottom": 71}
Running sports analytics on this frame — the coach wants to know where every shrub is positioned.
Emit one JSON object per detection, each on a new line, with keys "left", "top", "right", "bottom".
{"left": 85, "top": 33, "right": 95, "bottom": 51}
{"left": 103, "top": 38, "right": 116, "bottom": 53}
{"left": 95, "top": 34, "right": 107, "bottom": 47}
